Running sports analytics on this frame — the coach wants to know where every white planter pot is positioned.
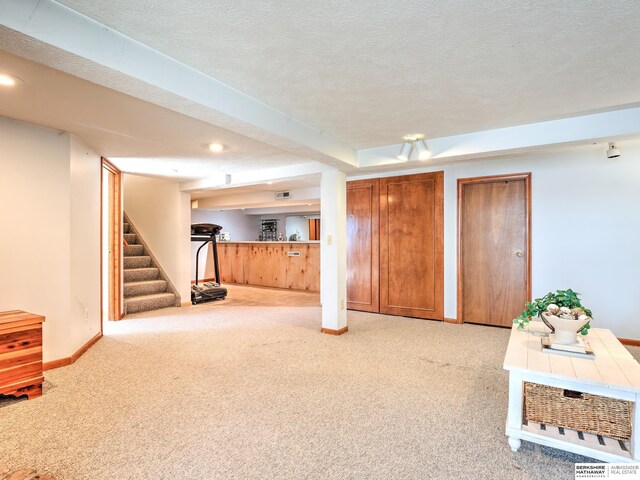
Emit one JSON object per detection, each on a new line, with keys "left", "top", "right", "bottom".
{"left": 542, "top": 313, "right": 581, "bottom": 345}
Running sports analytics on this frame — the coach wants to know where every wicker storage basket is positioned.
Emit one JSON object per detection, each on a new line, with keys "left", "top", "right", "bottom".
{"left": 524, "top": 382, "right": 632, "bottom": 440}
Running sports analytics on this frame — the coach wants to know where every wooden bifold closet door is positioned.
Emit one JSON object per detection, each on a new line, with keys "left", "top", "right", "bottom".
{"left": 346, "top": 179, "right": 380, "bottom": 312}
{"left": 379, "top": 172, "right": 444, "bottom": 320}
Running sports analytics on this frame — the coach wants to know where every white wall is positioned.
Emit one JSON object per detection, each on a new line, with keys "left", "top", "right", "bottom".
{"left": 320, "top": 169, "right": 348, "bottom": 330}
{"left": 69, "top": 135, "right": 101, "bottom": 353}
{"left": 177, "top": 192, "right": 191, "bottom": 299}
{"left": 0, "top": 117, "right": 101, "bottom": 362}
{"left": 190, "top": 209, "right": 259, "bottom": 281}
{"left": 191, "top": 209, "right": 258, "bottom": 241}
{"left": 123, "top": 174, "right": 191, "bottom": 302}
{"left": 350, "top": 141, "right": 640, "bottom": 339}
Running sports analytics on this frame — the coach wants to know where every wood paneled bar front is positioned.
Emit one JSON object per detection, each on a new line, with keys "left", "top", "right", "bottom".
{"left": 217, "top": 242, "right": 320, "bottom": 292}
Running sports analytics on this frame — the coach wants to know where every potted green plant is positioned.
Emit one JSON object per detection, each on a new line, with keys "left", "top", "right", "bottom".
{"left": 513, "top": 289, "right": 593, "bottom": 336}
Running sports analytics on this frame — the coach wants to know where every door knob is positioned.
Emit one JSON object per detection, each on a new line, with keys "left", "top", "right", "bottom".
{"left": 515, "top": 250, "right": 524, "bottom": 257}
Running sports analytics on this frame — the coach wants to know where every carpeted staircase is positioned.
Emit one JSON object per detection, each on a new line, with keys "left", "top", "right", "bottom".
{"left": 123, "top": 215, "right": 180, "bottom": 314}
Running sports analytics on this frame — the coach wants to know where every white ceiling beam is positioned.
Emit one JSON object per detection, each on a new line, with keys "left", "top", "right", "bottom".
{"left": 179, "top": 174, "right": 232, "bottom": 192}
{"left": 180, "top": 162, "right": 325, "bottom": 192}
{"left": 241, "top": 205, "right": 320, "bottom": 216}
{"left": 195, "top": 187, "right": 320, "bottom": 210}
{"left": 0, "top": 0, "right": 357, "bottom": 169}
{"left": 359, "top": 107, "right": 640, "bottom": 168}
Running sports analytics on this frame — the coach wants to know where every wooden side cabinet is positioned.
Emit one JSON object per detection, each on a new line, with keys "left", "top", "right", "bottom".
{"left": 0, "top": 310, "right": 45, "bottom": 399}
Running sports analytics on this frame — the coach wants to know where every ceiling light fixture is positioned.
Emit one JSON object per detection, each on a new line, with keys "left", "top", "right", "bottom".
{"left": 208, "top": 143, "right": 226, "bottom": 153}
{"left": 397, "top": 141, "right": 412, "bottom": 161}
{"left": 397, "top": 134, "right": 430, "bottom": 161}
{"left": 0, "top": 73, "right": 23, "bottom": 87}
{"left": 414, "top": 138, "right": 431, "bottom": 160}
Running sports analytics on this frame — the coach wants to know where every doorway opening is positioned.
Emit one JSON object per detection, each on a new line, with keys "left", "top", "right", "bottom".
{"left": 457, "top": 173, "right": 531, "bottom": 327}
{"left": 101, "top": 158, "right": 123, "bottom": 323}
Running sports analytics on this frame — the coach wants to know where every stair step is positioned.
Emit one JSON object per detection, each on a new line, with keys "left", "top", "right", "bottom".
{"left": 124, "top": 244, "right": 144, "bottom": 256}
{"left": 124, "top": 267, "right": 159, "bottom": 282}
{"left": 124, "top": 279, "right": 167, "bottom": 297}
{"left": 123, "top": 222, "right": 130, "bottom": 233}
{"left": 125, "top": 293, "right": 177, "bottom": 314}
{"left": 124, "top": 255, "right": 151, "bottom": 269}
{"left": 123, "top": 233, "right": 137, "bottom": 244}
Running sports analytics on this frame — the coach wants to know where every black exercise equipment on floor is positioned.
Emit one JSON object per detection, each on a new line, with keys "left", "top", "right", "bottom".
{"left": 191, "top": 223, "right": 228, "bottom": 304}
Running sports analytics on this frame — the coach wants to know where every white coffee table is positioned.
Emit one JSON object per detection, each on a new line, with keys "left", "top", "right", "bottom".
{"left": 503, "top": 322, "right": 640, "bottom": 462}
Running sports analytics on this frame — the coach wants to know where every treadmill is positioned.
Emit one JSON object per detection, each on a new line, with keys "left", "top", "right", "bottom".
{"left": 191, "top": 223, "right": 228, "bottom": 304}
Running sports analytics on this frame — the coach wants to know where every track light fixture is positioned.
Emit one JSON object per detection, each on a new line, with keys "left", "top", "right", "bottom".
{"left": 397, "top": 134, "right": 431, "bottom": 161}
{"left": 414, "top": 138, "right": 431, "bottom": 160}
{"left": 397, "top": 141, "right": 413, "bottom": 161}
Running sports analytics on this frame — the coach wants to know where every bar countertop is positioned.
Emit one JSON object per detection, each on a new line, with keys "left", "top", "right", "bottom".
{"left": 217, "top": 241, "right": 320, "bottom": 244}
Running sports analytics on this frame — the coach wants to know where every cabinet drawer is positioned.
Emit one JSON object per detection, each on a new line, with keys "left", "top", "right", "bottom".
{"left": 0, "top": 347, "right": 42, "bottom": 371}
{"left": 0, "top": 360, "right": 42, "bottom": 386}
{"left": 0, "top": 328, "right": 42, "bottom": 355}
{"left": 0, "top": 311, "right": 45, "bottom": 399}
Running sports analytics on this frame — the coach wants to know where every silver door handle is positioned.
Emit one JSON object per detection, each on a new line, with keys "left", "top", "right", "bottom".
{"left": 515, "top": 250, "right": 524, "bottom": 257}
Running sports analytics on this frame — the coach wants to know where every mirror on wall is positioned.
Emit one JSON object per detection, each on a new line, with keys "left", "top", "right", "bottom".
{"left": 285, "top": 215, "right": 320, "bottom": 241}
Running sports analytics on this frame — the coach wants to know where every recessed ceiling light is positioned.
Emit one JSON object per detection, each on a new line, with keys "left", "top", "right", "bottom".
{"left": 208, "top": 143, "right": 225, "bottom": 153}
{"left": 0, "top": 73, "right": 23, "bottom": 87}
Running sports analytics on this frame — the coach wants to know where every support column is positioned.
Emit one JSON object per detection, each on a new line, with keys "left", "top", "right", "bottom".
{"left": 320, "top": 169, "right": 348, "bottom": 335}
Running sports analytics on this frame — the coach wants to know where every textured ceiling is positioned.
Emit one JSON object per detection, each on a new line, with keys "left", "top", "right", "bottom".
{"left": 57, "top": 0, "right": 640, "bottom": 149}
{"left": 0, "top": 49, "right": 308, "bottom": 179}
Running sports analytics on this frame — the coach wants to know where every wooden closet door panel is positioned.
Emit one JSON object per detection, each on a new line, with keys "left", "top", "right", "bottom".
{"left": 346, "top": 179, "right": 379, "bottom": 312}
{"left": 380, "top": 172, "right": 444, "bottom": 320}
{"left": 459, "top": 175, "right": 530, "bottom": 327}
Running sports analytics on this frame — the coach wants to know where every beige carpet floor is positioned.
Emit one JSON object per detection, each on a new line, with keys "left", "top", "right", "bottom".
{"left": 1, "top": 287, "right": 638, "bottom": 480}
{"left": 204, "top": 283, "right": 321, "bottom": 307}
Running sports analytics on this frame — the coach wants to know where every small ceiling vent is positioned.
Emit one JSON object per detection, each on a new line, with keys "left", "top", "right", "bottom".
{"left": 275, "top": 191, "right": 291, "bottom": 200}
